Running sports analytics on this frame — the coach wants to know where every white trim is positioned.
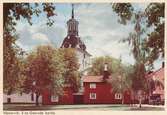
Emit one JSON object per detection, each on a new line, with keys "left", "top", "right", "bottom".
{"left": 89, "top": 93, "right": 96, "bottom": 99}
{"left": 51, "top": 96, "right": 59, "bottom": 102}
{"left": 115, "top": 93, "right": 122, "bottom": 99}
{"left": 90, "top": 83, "right": 96, "bottom": 89}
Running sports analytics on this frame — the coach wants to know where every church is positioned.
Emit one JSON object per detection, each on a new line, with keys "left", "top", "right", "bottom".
{"left": 42, "top": 5, "right": 92, "bottom": 105}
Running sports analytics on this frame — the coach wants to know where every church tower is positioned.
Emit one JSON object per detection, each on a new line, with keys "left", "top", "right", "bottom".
{"left": 61, "top": 4, "right": 86, "bottom": 51}
{"left": 61, "top": 4, "right": 91, "bottom": 73}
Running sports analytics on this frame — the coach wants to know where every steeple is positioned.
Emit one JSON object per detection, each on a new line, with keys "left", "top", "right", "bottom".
{"left": 66, "top": 4, "right": 79, "bottom": 36}
{"left": 61, "top": 3, "right": 86, "bottom": 51}
{"left": 72, "top": 4, "right": 74, "bottom": 19}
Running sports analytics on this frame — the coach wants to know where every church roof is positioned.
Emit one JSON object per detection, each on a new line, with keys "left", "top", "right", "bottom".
{"left": 83, "top": 75, "right": 112, "bottom": 83}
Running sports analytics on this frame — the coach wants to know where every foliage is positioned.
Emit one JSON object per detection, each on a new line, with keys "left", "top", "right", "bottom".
{"left": 112, "top": 3, "right": 134, "bottom": 25}
{"left": 112, "top": 3, "right": 165, "bottom": 101}
{"left": 59, "top": 48, "right": 80, "bottom": 92}
{"left": 131, "top": 63, "right": 148, "bottom": 92}
{"left": 3, "top": 3, "right": 56, "bottom": 30}
{"left": 112, "top": 3, "right": 165, "bottom": 65}
{"left": 88, "top": 56, "right": 122, "bottom": 75}
{"left": 145, "top": 3, "right": 165, "bottom": 59}
{"left": 122, "top": 27, "right": 148, "bottom": 93}
{"left": 24, "top": 45, "right": 65, "bottom": 97}
{"left": 23, "top": 46, "right": 80, "bottom": 105}
{"left": 108, "top": 58, "right": 133, "bottom": 93}
{"left": 3, "top": 34, "right": 26, "bottom": 94}
{"left": 3, "top": 3, "right": 56, "bottom": 94}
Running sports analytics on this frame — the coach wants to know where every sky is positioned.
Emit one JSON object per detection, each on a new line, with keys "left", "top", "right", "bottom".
{"left": 15, "top": 3, "right": 164, "bottom": 70}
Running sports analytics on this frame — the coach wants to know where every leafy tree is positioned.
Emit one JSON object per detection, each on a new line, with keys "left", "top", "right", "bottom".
{"left": 60, "top": 48, "right": 80, "bottom": 92}
{"left": 112, "top": 3, "right": 164, "bottom": 107}
{"left": 88, "top": 56, "right": 121, "bottom": 75}
{"left": 112, "top": 3, "right": 134, "bottom": 25}
{"left": 3, "top": 3, "right": 56, "bottom": 94}
{"left": 112, "top": 3, "right": 164, "bottom": 65}
{"left": 108, "top": 58, "right": 133, "bottom": 104}
{"left": 3, "top": 34, "right": 26, "bottom": 95}
{"left": 145, "top": 3, "right": 165, "bottom": 62}
{"left": 121, "top": 13, "right": 149, "bottom": 107}
{"left": 24, "top": 45, "right": 65, "bottom": 105}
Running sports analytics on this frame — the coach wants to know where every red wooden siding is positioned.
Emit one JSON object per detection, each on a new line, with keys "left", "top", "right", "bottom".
{"left": 83, "top": 82, "right": 131, "bottom": 104}
{"left": 42, "top": 87, "right": 74, "bottom": 105}
{"left": 58, "top": 87, "right": 74, "bottom": 104}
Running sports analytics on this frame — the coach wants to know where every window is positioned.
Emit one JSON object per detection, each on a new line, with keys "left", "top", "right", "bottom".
{"left": 90, "top": 83, "right": 96, "bottom": 89}
{"left": 115, "top": 93, "right": 122, "bottom": 99}
{"left": 89, "top": 93, "right": 96, "bottom": 99}
{"left": 51, "top": 96, "right": 59, "bottom": 102}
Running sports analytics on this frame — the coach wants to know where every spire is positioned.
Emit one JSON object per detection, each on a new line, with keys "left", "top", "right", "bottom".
{"left": 72, "top": 4, "right": 74, "bottom": 19}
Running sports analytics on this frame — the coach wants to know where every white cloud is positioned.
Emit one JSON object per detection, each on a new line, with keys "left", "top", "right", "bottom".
{"left": 15, "top": 3, "right": 156, "bottom": 66}
{"left": 74, "top": 4, "right": 135, "bottom": 64}
{"left": 15, "top": 12, "right": 67, "bottom": 50}
{"left": 32, "top": 33, "right": 50, "bottom": 42}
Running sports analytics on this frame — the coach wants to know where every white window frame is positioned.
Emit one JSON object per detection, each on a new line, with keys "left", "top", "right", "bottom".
{"left": 51, "top": 95, "right": 59, "bottom": 102}
{"left": 90, "top": 83, "right": 96, "bottom": 89}
{"left": 115, "top": 93, "right": 122, "bottom": 99}
{"left": 89, "top": 93, "right": 96, "bottom": 99}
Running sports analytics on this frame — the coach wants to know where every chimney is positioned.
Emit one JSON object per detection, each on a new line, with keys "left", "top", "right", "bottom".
{"left": 162, "top": 62, "right": 164, "bottom": 68}
{"left": 103, "top": 63, "right": 109, "bottom": 81}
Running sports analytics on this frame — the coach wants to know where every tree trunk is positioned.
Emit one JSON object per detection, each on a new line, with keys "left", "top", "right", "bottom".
{"left": 35, "top": 93, "right": 39, "bottom": 106}
{"left": 139, "top": 95, "right": 142, "bottom": 108}
{"left": 122, "top": 94, "right": 124, "bottom": 104}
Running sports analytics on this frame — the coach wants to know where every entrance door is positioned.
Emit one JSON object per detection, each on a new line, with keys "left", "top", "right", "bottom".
{"left": 74, "top": 95, "right": 83, "bottom": 104}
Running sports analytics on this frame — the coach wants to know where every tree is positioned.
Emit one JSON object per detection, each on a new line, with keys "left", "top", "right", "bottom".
{"left": 121, "top": 13, "right": 149, "bottom": 108}
{"left": 3, "top": 3, "right": 56, "bottom": 94}
{"left": 60, "top": 48, "right": 80, "bottom": 92}
{"left": 108, "top": 58, "right": 133, "bottom": 104}
{"left": 145, "top": 3, "right": 165, "bottom": 62}
{"left": 112, "top": 3, "right": 164, "bottom": 66}
{"left": 112, "top": 3, "right": 165, "bottom": 107}
{"left": 112, "top": 3, "right": 134, "bottom": 25}
{"left": 24, "top": 45, "right": 65, "bottom": 105}
{"left": 88, "top": 56, "right": 121, "bottom": 76}
{"left": 3, "top": 34, "right": 26, "bottom": 95}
